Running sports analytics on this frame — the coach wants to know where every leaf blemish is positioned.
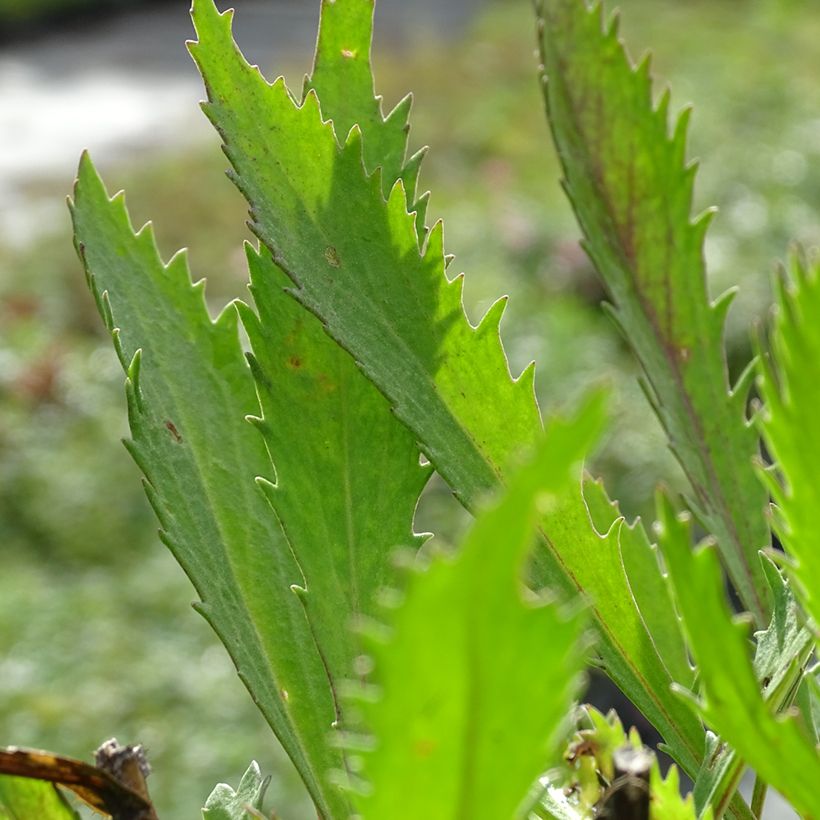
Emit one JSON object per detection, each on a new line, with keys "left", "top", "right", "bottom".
{"left": 341, "top": 48, "right": 356, "bottom": 59}
{"left": 325, "top": 246, "right": 341, "bottom": 267}
{"left": 165, "top": 420, "right": 183, "bottom": 443}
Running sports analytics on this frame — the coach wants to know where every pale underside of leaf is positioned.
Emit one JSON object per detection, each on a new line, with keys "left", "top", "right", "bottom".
{"left": 202, "top": 761, "right": 269, "bottom": 820}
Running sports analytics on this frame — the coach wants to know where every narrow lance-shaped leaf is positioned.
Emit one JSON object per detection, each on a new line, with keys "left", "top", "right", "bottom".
{"left": 536, "top": 0, "right": 770, "bottom": 624}
{"left": 344, "top": 400, "right": 600, "bottom": 819}
{"left": 583, "top": 478, "right": 693, "bottom": 690}
{"left": 691, "top": 553, "right": 813, "bottom": 815}
{"left": 758, "top": 252, "right": 820, "bottom": 647}
{"left": 657, "top": 494, "right": 820, "bottom": 819}
{"left": 188, "top": 0, "right": 708, "bottom": 787}
{"left": 236, "top": 0, "right": 430, "bottom": 753}
{"left": 69, "top": 156, "right": 347, "bottom": 819}
{"left": 240, "top": 244, "right": 429, "bottom": 729}
{"left": 305, "top": 0, "right": 426, "bottom": 219}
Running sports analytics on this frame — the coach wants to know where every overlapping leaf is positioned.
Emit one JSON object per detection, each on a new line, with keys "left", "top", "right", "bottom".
{"left": 188, "top": 0, "right": 706, "bottom": 787}
{"left": 537, "top": 0, "right": 770, "bottom": 624}
{"left": 344, "top": 403, "right": 598, "bottom": 819}
{"left": 657, "top": 495, "right": 820, "bottom": 818}
{"left": 69, "top": 158, "right": 346, "bottom": 818}
{"left": 240, "top": 245, "right": 429, "bottom": 722}
{"left": 759, "top": 252, "right": 820, "bottom": 646}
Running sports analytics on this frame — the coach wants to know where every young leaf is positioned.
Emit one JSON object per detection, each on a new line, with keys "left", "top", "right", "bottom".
{"left": 536, "top": 0, "right": 770, "bottom": 625}
{"left": 657, "top": 494, "right": 820, "bottom": 819}
{"left": 187, "top": 0, "right": 712, "bottom": 785}
{"left": 202, "top": 762, "right": 268, "bottom": 820}
{"left": 304, "top": 0, "right": 425, "bottom": 215}
{"left": 649, "top": 764, "right": 710, "bottom": 820}
{"left": 239, "top": 244, "right": 429, "bottom": 729}
{"left": 344, "top": 403, "right": 597, "bottom": 819}
{"left": 0, "top": 776, "right": 79, "bottom": 820}
{"left": 690, "top": 556, "right": 812, "bottom": 815}
{"left": 758, "top": 252, "right": 820, "bottom": 646}
{"left": 69, "top": 156, "right": 347, "bottom": 819}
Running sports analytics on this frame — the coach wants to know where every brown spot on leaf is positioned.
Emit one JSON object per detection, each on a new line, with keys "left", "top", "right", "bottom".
{"left": 165, "top": 421, "right": 182, "bottom": 443}
{"left": 288, "top": 356, "right": 302, "bottom": 369}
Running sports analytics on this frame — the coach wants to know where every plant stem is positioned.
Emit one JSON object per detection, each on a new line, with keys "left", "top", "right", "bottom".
{"left": 751, "top": 775, "right": 768, "bottom": 818}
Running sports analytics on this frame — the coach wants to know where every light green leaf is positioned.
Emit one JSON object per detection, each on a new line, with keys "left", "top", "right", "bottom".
{"left": 759, "top": 252, "right": 820, "bottom": 647}
{"left": 69, "top": 156, "right": 346, "bottom": 818}
{"left": 240, "top": 244, "right": 429, "bottom": 724}
{"left": 0, "top": 776, "right": 79, "bottom": 820}
{"left": 583, "top": 479, "right": 692, "bottom": 690}
{"left": 691, "top": 555, "right": 811, "bottom": 816}
{"left": 202, "top": 762, "right": 268, "bottom": 820}
{"left": 536, "top": 0, "right": 770, "bottom": 625}
{"left": 650, "top": 765, "right": 709, "bottom": 820}
{"left": 344, "top": 403, "right": 597, "bottom": 820}
{"left": 188, "top": 0, "right": 707, "bottom": 785}
{"left": 657, "top": 494, "right": 820, "bottom": 818}
{"left": 304, "top": 0, "right": 425, "bottom": 217}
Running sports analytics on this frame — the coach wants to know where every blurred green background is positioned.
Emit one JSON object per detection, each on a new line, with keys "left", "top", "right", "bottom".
{"left": 1, "top": 0, "right": 819, "bottom": 816}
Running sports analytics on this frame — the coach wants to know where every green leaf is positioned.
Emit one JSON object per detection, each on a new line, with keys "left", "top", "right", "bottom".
{"left": 69, "top": 156, "right": 347, "bottom": 818}
{"left": 690, "top": 555, "right": 811, "bottom": 816}
{"left": 188, "top": 0, "right": 541, "bottom": 516}
{"left": 187, "top": 0, "right": 707, "bottom": 785}
{"left": 202, "top": 762, "right": 268, "bottom": 820}
{"left": 235, "top": 0, "right": 430, "bottom": 753}
{"left": 0, "top": 776, "right": 79, "bottom": 820}
{"left": 240, "top": 244, "right": 429, "bottom": 727}
{"left": 650, "top": 765, "right": 710, "bottom": 820}
{"left": 759, "top": 252, "right": 820, "bottom": 647}
{"left": 657, "top": 494, "right": 820, "bottom": 819}
{"left": 304, "top": 0, "right": 425, "bottom": 216}
{"left": 536, "top": 0, "right": 770, "bottom": 625}
{"left": 583, "top": 479, "right": 692, "bottom": 690}
{"left": 344, "top": 403, "right": 597, "bottom": 819}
